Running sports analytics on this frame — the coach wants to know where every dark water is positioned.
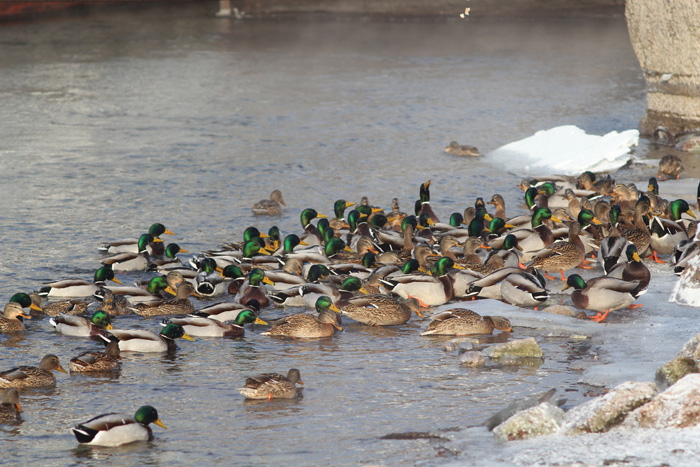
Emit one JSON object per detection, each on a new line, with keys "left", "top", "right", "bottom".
{"left": 0, "top": 4, "right": 655, "bottom": 465}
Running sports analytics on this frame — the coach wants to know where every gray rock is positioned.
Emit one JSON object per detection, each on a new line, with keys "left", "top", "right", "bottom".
{"left": 483, "top": 337, "right": 543, "bottom": 359}
{"left": 493, "top": 402, "right": 564, "bottom": 442}
{"left": 656, "top": 357, "right": 698, "bottom": 390}
{"left": 626, "top": 373, "right": 700, "bottom": 429}
{"left": 539, "top": 305, "right": 578, "bottom": 317}
{"left": 483, "top": 388, "right": 557, "bottom": 431}
{"left": 560, "top": 381, "right": 657, "bottom": 435}
{"left": 459, "top": 351, "right": 484, "bottom": 367}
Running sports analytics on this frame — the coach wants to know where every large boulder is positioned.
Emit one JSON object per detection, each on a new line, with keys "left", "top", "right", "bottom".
{"left": 560, "top": 381, "right": 657, "bottom": 435}
{"left": 493, "top": 402, "right": 564, "bottom": 442}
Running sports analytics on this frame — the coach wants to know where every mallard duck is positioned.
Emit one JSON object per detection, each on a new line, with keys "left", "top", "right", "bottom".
{"left": 261, "top": 296, "right": 342, "bottom": 338}
{"left": 598, "top": 205, "right": 630, "bottom": 274}
{"left": 500, "top": 269, "right": 549, "bottom": 308}
{"left": 234, "top": 268, "right": 274, "bottom": 308}
{"left": 238, "top": 369, "right": 303, "bottom": 400}
{"left": 529, "top": 221, "right": 587, "bottom": 280}
{"left": 578, "top": 171, "right": 614, "bottom": 196}
{"left": 444, "top": 141, "right": 481, "bottom": 157}
{"left": 94, "top": 288, "right": 133, "bottom": 316}
{"left": 417, "top": 180, "right": 440, "bottom": 224}
{"left": 463, "top": 266, "right": 526, "bottom": 300}
{"left": 622, "top": 197, "right": 654, "bottom": 259}
{"left": 420, "top": 309, "right": 512, "bottom": 336}
{"left": 31, "top": 295, "right": 91, "bottom": 317}
{"left": 252, "top": 190, "right": 286, "bottom": 216}
{"left": 337, "top": 295, "right": 422, "bottom": 326}
{"left": 110, "top": 323, "right": 195, "bottom": 352}
{"left": 656, "top": 154, "right": 684, "bottom": 180}
{"left": 0, "top": 389, "right": 21, "bottom": 425}
{"left": 71, "top": 405, "right": 166, "bottom": 446}
{"left": 654, "top": 126, "right": 700, "bottom": 153}
{"left": 649, "top": 199, "right": 695, "bottom": 255}
{"left": 299, "top": 208, "right": 328, "bottom": 245}
{"left": 99, "top": 223, "right": 175, "bottom": 254}
{"left": 131, "top": 282, "right": 199, "bottom": 317}
{"left": 607, "top": 244, "right": 651, "bottom": 291}
{"left": 147, "top": 243, "right": 189, "bottom": 271}
{"left": 0, "top": 354, "right": 67, "bottom": 388}
{"left": 164, "top": 310, "right": 267, "bottom": 337}
{"left": 38, "top": 265, "right": 123, "bottom": 298}
{"left": 564, "top": 274, "right": 644, "bottom": 322}
{"left": 0, "top": 302, "right": 31, "bottom": 333}
{"left": 382, "top": 257, "right": 458, "bottom": 307}
{"left": 50, "top": 310, "right": 113, "bottom": 338}
{"left": 69, "top": 337, "right": 121, "bottom": 373}
{"left": 101, "top": 234, "right": 163, "bottom": 272}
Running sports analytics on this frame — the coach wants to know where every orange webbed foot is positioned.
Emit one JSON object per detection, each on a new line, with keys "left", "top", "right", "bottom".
{"left": 589, "top": 310, "right": 610, "bottom": 323}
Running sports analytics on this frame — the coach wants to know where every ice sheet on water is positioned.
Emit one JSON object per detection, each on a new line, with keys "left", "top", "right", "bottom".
{"left": 487, "top": 125, "right": 639, "bottom": 176}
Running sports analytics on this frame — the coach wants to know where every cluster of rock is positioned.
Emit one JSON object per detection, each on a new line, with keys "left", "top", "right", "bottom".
{"left": 445, "top": 337, "right": 545, "bottom": 368}
{"left": 489, "top": 332, "right": 700, "bottom": 441}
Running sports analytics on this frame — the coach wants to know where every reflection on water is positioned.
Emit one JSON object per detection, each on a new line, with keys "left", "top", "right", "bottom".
{"left": 0, "top": 3, "right": 650, "bottom": 466}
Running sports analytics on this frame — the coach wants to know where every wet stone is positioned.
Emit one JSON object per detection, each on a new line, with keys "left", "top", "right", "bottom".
{"left": 493, "top": 402, "right": 564, "bottom": 442}
{"left": 483, "top": 337, "right": 543, "bottom": 359}
{"left": 540, "top": 304, "right": 578, "bottom": 317}
{"left": 459, "top": 351, "right": 485, "bottom": 367}
{"left": 560, "top": 381, "right": 657, "bottom": 435}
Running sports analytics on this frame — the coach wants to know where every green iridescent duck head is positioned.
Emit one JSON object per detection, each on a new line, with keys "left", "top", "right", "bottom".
{"left": 90, "top": 310, "right": 113, "bottom": 330}
{"left": 147, "top": 276, "right": 176, "bottom": 295}
{"left": 267, "top": 226, "right": 280, "bottom": 242}
{"left": 243, "top": 239, "right": 269, "bottom": 258}
{"left": 300, "top": 209, "right": 327, "bottom": 229}
{"left": 625, "top": 244, "right": 642, "bottom": 263}
{"left": 538, "top": 182, "right": 556, "bottom": 197}
{"left": 318, "top": 218, "right": 331, "bottom": 238}
{"left": 524, "top": 187, "right": 539, "bottom": 210}
{"left": 418, "top": 213, "right": 433, "bottom": 228}
{"left": 138, "top": 233, "right": 162, "bottom": 253}
{"left": 307, "top": 264, "right": 331, "bottom": 282}
{"left": 531, "top": 207, "right": 558, "bottom": 228}
{"left": 243, "top": 226, "right": 268, "bottom": 242}
{"left": 325, "top": 237, "right": 352, "bottom": 257}
{"left": 160, "top": 323, "right": 195, "bottom": 341}
{"left": 339, "top": 276, "right": 367, "bottom": 293}
{"left": 222, "top": 265, "right": 245, "bottom": 279}
{"left": 233, "top": 309, "right": 267, "bottom": 326}
{"left": 401, "top": 258, "right": 422, "bottom": 274}
{"left": 467, "top": 218, "right": 484, "bottom": 238}
{"left": 134, "top": 406, "right": 167, "bottom": 429}
{"left": 248, "top": 268, "right": 274, "bottom": 287}
{"left": 164, "top": 243, "right": 188, "bottom": 258}
{"left": 414, "top": 199, "right": 422, "bottom": 216}
{"left": 198, "top": 257, "right": 218, "bottom": 273}
{"left": 148, "top": 223, "right": 175, "bottom": 238}
{"left": 564, "top": 274, "right": 587, "bottom": 291}
{"left": 356, "top": 204, "right": 374, "bottom": 220}
{"left": 487, "top": 217, "right": 510, "bottom": 235}
{"left": 669, "top": 199, "right": 695, "bottom": 221}
{"left": 282, "top": 234, "right": 305, "bottom": 254}
{"left": 401, "top": 215, "right": 418, "bottom": 232}
{"left": 430, "top": 257, "right": 456, "bottom": 276}
{"left": 502, "top": 234, "right": 521, "bottom": 251}
{"left": 361, "top": 252, "right": 376, "bottom": 268}
{"left": 370, "top": 214, "right": 388, "bottom": 229}
{"left": 94, "top": 265, "right": 122, "bottom": 285}
{"left": 577, "top": 209, "right": 603, "bottom": 228}
{"left": 315, "top": 295, "right": 342, "bottom": 315}
{"left": 346, "top": 210, "right": 361, "bottom": 232}
{"left": 449, "top": 212, "right": 464, "bottom": 227}
{"left": 333, "top": 199, "right": 355, "bottom": 219}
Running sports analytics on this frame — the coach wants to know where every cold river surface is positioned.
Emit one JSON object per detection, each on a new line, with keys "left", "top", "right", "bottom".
{"left": 2, "top": 4, "right": 699, "bottom": 466}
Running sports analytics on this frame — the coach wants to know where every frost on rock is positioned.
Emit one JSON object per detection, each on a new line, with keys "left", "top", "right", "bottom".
{"left": 669, "top": 254, "right": 700, "bottom": 306}
{"left": 459, "top": 351, "right": 485, "bottom": 367}
{"left": 493, "top": 402, "right": 564, "bottom": 442}
{"left": 484, "top": 337, "right": 543, "bottom": 359}
{"left": 626, "top": 373, "right": 700, "bottom": 429}
{"left": 560, "top": 381, "right": 657, "bottom": 435}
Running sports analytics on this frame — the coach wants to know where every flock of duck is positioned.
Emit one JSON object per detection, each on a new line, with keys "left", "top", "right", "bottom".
{"left": 1, "top": 160, "right": 698, "bottom": 447}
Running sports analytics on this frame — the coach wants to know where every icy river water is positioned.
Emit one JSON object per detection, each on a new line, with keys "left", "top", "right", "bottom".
{"left": 2, "top": 4, "right": 699, "bottom": 465}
